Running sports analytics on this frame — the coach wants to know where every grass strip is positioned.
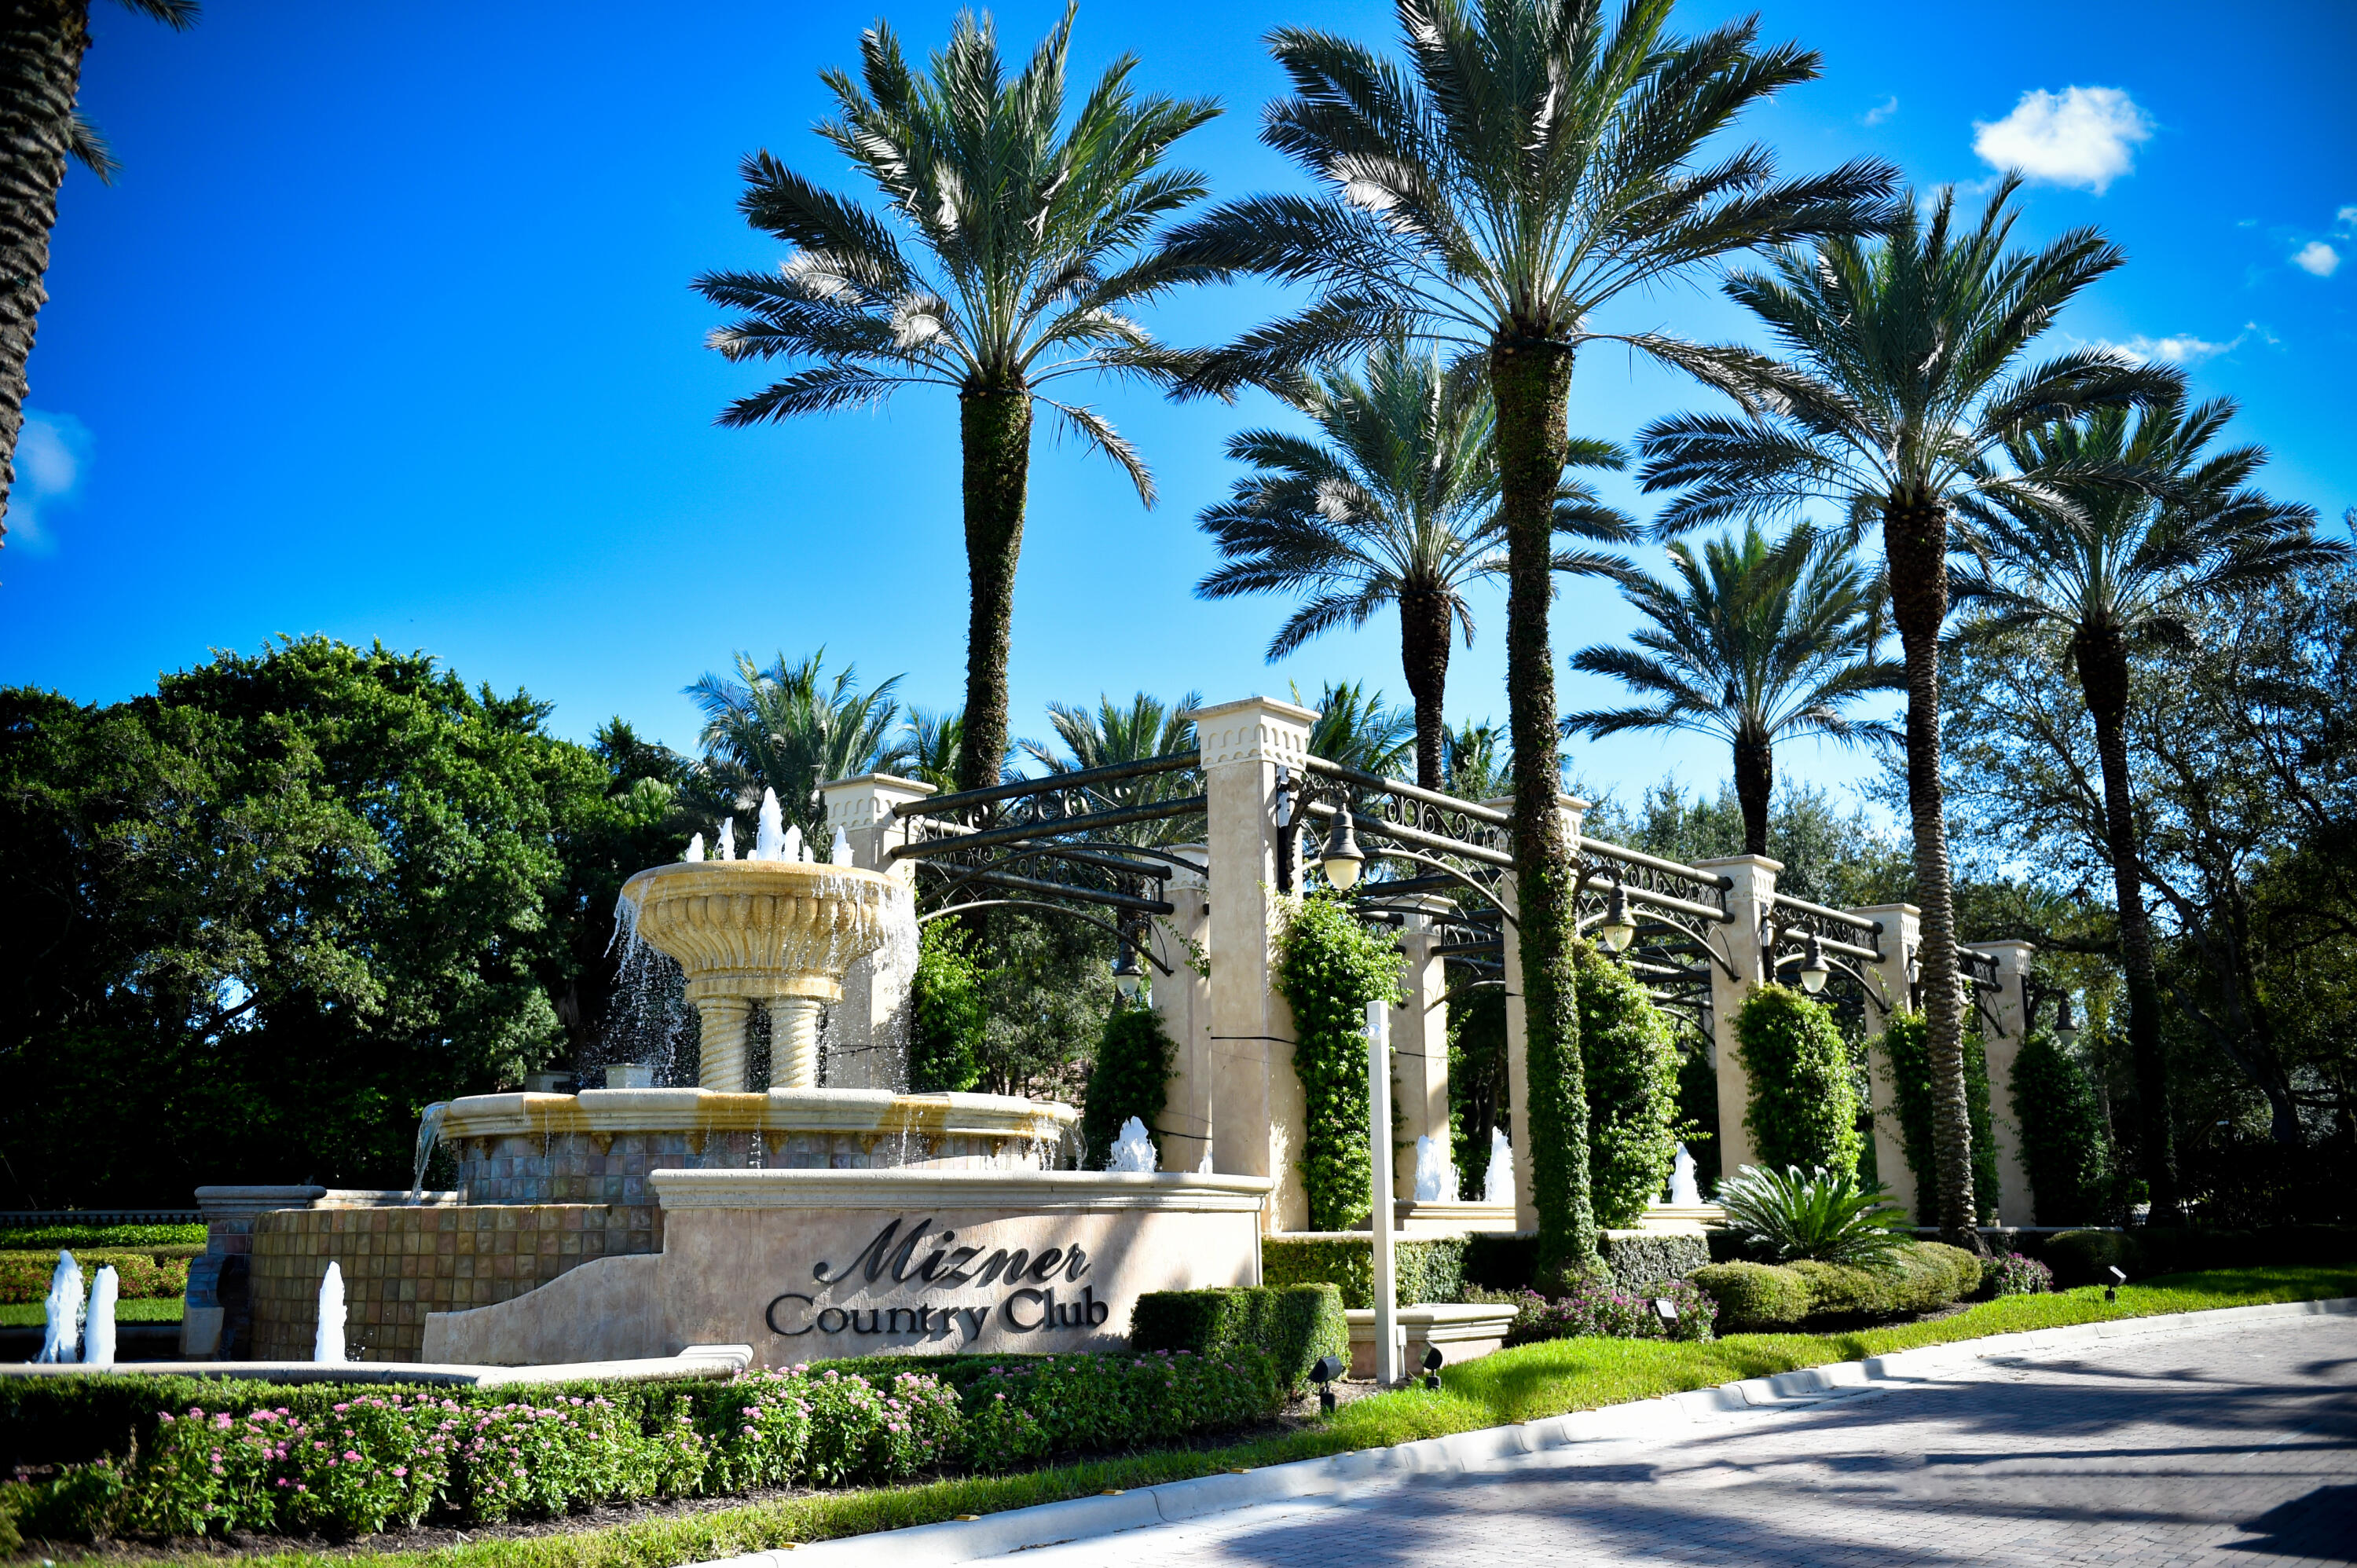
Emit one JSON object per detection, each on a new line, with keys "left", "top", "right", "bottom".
{"left": 61, "top": 1266, "right": 2356, "bottom": 1568}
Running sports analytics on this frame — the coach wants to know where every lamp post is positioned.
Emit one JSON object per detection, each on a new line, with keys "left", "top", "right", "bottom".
{"left": 1366, "top": 998, "right": 1401, "bottom": 1387}
{"left": 1319, "top": 808, "right": 1365, "bottom": 892}
{"left": 1798, "top": 932, "right": 1830, "bottom": 995}
{"left": 1594, "top": 874, "right": 1635, "bottom": 954}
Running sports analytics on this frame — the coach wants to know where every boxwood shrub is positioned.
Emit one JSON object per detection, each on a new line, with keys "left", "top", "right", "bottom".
{"left": 0, "top": 1249, "right": 189, "bottom": 1305}
{"left": 1689, "top": 1262, "right": 1811, "bottom": 1330}
{"left": 1693, "top": 1241, "right": 1983, "bottom": 1330}
{"left": 1127, "top": 1284, "right": 1347, "bottom": 1393}
{"left": 1597, "top": 1233, "right": 1709, "bottom": 1293}
{"left": 1259, "top": 1235, "right": 1468, "bottom": 1309}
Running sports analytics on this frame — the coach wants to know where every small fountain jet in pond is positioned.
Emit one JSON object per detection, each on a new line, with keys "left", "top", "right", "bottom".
{"left": 315, "top": 1261, "right": 347, "bottom": 1364}
{"left": 717, "top": 817, "right": 736, "bottom": 860}
{"left": 830, "top": 827, "right": 852, "bottom": 866}
{"left": 1669, "top": 1142, "right": 1703, "bottom": 1207}
{"left": 685, "top": 832, "right": 706, "bottom": 863}
{"left": 82, "top": 1266, "right": 119, "bottom": 1368}
{"left": 33, "top": 1250, "right": 81, "bottom": 1363}
{"left": 783, "top": 824, "right": 805, "bottom": 863}
{"left": 1484, "top": 1127, "right": 1516, "bottom": 1208}
{"left": 1109, "top": 1116, "right": 1158, "bottom": 1173}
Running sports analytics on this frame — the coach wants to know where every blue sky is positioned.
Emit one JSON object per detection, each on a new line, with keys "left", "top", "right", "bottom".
{"left": 5, "top": 0, "right": 2350, "bottom": 815}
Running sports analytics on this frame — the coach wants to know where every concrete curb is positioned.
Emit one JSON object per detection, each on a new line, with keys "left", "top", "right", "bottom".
{"left": 704, "top": 1296, "right": 2357, "bottom": 1568}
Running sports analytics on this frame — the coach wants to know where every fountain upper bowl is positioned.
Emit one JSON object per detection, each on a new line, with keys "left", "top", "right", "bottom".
{"left": 621, "top": 859, "right": 899, "bottom": 1002}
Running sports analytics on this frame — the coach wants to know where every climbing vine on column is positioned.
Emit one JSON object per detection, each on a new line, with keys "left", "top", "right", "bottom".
{"left": 1274, "top": 893, "right": 1403, "bottom": 1230}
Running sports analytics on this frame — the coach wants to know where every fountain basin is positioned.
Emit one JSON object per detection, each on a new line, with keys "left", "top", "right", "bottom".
{"left": 441, "top": 1088, "right": 1080, "bottom": 1210}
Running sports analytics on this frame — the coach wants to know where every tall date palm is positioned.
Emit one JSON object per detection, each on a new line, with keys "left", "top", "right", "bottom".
{"left": 0, "top": 0, "right": 196, "bottom": 540}
{"left": 1197, "top": 339, "right": 1633, "bottom": 789}
{"left": 695, "top": 5, "right": 1218, "bottom": 795}
{"left": 1637, "top": 180, "right": 2180, "bottom": 1241}
{"left": 1565, "top": 523, "right": 1900, "bottom": 856}
{"left": 1954, "top": 394, "right": 2339, "bottom": 1168}
{"left": 1162, "top": 0, "right": 1894, "bottom": 1279}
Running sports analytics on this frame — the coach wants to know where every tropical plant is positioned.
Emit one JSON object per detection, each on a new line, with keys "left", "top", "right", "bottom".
{"left": 1565, "top": 522, "right": 1899, "bottom": 855}
{"left": 907, "top": 922, "right": 984, "bottom": 1094}
{"left": 1443, "top": 718, "right": 1511, "bottom": 803}
{"left": 1197, "top": 339, "right": 1633, "bottom": 788}
{"left": 692, "top": 7, "right": 1219, "bottom": 797}
{"left": 1295, "top": 680, "right": 1414, "bottom": 779}
{"left": 1952, "top": 392, "right": 2339, "bottom": 1209}
{"left": 684, "top": 650, "right": 906, "bottom": 841}
{"left": 1637, "top": 179, "right": 2179, "bottom": 1243}
{"left": 1016, "top": 690, "right": 1202, "bottom": 844}
{"left": 1713, "top": 1164, "right": 1908, "bottom": 1267}
{"left": 896, "top": 707, "right": 966, "bottom": 794}
{"left": 1164, "top": 0, "right": 1895, "bottom": 1280}
{"left": 0, "top": 0, "right": 198, "bottom": 541}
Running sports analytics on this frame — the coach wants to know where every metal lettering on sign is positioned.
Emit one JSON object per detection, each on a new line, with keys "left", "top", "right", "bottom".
{"left": 768, "top": 1216, "right": 1111, "bottom": 1344}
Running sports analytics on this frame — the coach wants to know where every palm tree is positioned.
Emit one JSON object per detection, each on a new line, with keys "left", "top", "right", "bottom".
{"left": 1445, "top": 717, "right": 1512, "bottom": 803}
{"left": 1197, "top": 339, "right": 1633, "bottom": 789}
{"left": 1161, "top": 0, "right": 1894, "bottom": 1280}
{"left": 1564, "top": 523, "right": 1900, "bottom": 856}
{"left": 685, "top": 650, "right": 907, "bottom": 841}
{"left": 1017, "top": 690, "right": 1203, "bottom": 845}
{"left": 1635, "top": 179, "right": 2180, "bottom": 1243}
{"left": 0, "top": 0, "right": 197, "bottom": 541}
{"left": 1953, "top": 392, "right": 2340, "bottom": 1188}
{"left": 693, "top": 7, "right": 1218, "bottom": 798}
{"left": 897, "top": 707, "right": 966, "bottom": 794}
{"left": 1295, "top": 680, "right": 1415, "bottom": 778}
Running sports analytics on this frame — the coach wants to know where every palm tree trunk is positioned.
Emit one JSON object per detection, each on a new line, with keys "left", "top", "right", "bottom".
{"left": 956, "top": 383, "right": 1031, "bottom": 795}
{"left": 1732, "top": 727, "right": 1773, "bottom": 858}
{"left": 0, "top": 0, "right": 90, "bottom": 540}
{"left": 1490, "top": 332, "right": 1597, "bottom": 1285}
{"left": 2072, "top": 624, "right": 2182, "bottom": 1222}
{"left": 1882, "top": 487, "right": 1985, "bottom": 1254}
{"left": 1398, "top": 583, "right": 1452, "bottom": 792}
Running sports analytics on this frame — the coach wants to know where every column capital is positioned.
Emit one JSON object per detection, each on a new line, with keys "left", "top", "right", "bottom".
{"left": 820, "top": 772, "right": 937, "bottom": 829}
{"left": 1187, "top": 696, "right": 1318, "bottom": 769}
{"left": 1852, "top": 901, "right": 1922, "bottom": 923}
{"left": 1963, "top": 938, "right": 2037, "bottom": 964}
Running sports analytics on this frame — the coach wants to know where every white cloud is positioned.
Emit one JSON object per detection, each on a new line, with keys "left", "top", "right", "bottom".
{"left": 1973, "top": 86, "right": 2153, "bottom": 193}
{"left": 2092, "top": 331, "right": 2241, "bottom": 365}
{"left": 2293, "top": 240, "right": 2341, "bottom": 277}
{"left": 1862, "top": 96, "right": 1897, "bottom": 127}
{"left": 7, "top": 408, "right": 92, "bottom": 555}
{"left": 2337, "top": 205, "right": 2357, "bottom": 231}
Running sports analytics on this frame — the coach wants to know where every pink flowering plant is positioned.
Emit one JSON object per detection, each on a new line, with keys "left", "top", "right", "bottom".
{"left": 797, "top": 1368, "right": 961, "bottom": 1486}
{"left": 1985, "top": 1252, "right": 2055, "bottom": 1297}
{"left": 1502, "top": 1279, "right": 1718, "bottom": 1346}
{"left": 125, "top": 1395, "right": 454, "bottom": 1537}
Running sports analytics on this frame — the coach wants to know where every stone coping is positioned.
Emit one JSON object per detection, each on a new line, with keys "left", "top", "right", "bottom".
{"left": 440, "top": 1088, "right": 1080, "bottom": 1141}
{"left": 1344, "top": 1302, "right": 1520, "bottom": 1341}
{"left": 649, "top": 1168, "right": 1274, "bottom": 1214}
{"left": 0, "top": 1344, "right": 754, "bottom": 1387}
{"left": 195, "top": 1185, "right": 329, "bottom": 1218}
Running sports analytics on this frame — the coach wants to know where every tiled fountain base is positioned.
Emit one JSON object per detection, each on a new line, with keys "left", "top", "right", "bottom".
{"left": 449, "top": 1129, "right": 1032, "bottom": 1208}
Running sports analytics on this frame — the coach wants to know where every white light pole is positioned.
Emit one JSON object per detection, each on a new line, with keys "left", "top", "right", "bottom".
{"left": 1366, "top": 998, "right": 1401, "bottom": 1386}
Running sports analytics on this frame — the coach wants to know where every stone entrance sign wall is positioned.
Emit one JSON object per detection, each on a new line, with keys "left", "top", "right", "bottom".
{"left": 421, "top": 1169, "right": 1273, "bottom": 1365}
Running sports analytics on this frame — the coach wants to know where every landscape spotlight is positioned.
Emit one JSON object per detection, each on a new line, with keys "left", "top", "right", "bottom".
{"left": 1311, "top": 1352, "right": 1345, "bottom": 1413}
{"left": 1651, "top": 1297, "right": 1679, "bottom": 1331}
{"left": 1422, "top": 1345, "right": 1445, "bottom": 1392}
{"left": 1112, "top": 947, "right": 1143, "bottom": 1001}
{"left": 1798, "top": 932, "right": 1830, "bottom": 995}
{"left": 1596, "top": 877, "right": 1636, "bottom": 954}
{"left": 1319, "top": 809, "right": 1365, "bottom": 892}
{"left": 2106, "top": 1264, "right": 2126, "bottom": 1304}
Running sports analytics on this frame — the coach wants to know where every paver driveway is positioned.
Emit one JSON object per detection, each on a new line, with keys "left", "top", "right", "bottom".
{"left": 1016, "top": 1313, "right": 2357, "bottom": 1566}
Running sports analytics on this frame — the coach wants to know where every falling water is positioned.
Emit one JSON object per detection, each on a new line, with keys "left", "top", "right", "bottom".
{"left": 82, "top": 1266, "right": 119, "bottom": 1368}
{"left": 754, "top": 789, "right": 786, "bottom": 861}
{"left": 1412, "top": 1134, "right": 1453, "bottom": 1203}
{"left": 34, "top": 1251, "right": 82, "bottom": 1363}
{"left": 315, "top": 1262, "right": 347, "bottom": 1364}
{"left": 1483, "top": 1127, "right": 1516, "bottom": 1207}
{"left": 1669, "top": 1142, "right": 1703, "bottom": 1207}
{"left": 717, "top": 818, "right": 736, "bottom": 860}
{"left": 686, "top": 832, "right": 706, "bottom": 863}
{"left": 409, "top": 1102, "right": 451, "bottom": 1200}
{"left": 1109, "top": 1116, "right": 1158, "bottom": 1172}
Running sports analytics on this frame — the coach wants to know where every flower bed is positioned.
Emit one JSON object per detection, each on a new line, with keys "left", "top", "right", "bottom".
{"left": 5, "top": 1350, "right": 1281, "bottom": 1544}
{"left": 1497, "top": 1280, "right": 1718, "bottom": 1346}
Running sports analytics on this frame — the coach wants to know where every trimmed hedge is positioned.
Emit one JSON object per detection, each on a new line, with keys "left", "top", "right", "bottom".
{"left": 1463, "top": 1231, "right": 1538, "bottom": 1292}
{"left": 1127, "top": 1284, "right": 1347, "bottom": 1393}
{"left": 0, "top": 1249, "right": 189, "bottom": 1305}
{"left": 2009, "top": 1030, "right": 2113, "bottom": 1225}
{"left": 1455, "top": 1230, "right": 1706, "bottom": 1295}
{"left": 0, "top": 1225, "right": 206, "bottom": 1251}
{"left": 1878, "top": 1011, "right": 1998, "bottom": 1225}
{"left": 1078, "top": 1002, "right": 1178, "bottom": 1171}
{"left": 1574, "top": 943, "right": 1681, "bottom": 1229}
{"left": 907, "top": 922, "right": 985, "bottom": 1094}
{"left": 1692, "top": 1240, "right": 1985, "bottom": 1330}
{"left": 1272, "top": 895, "right": 1402, "bottom": 1231}
{"left": 1259, "top": 1235, "right": 1468, "bottom": 1310}
{"left": 2043, "top": 1224, "right": 2357, "bottom": 1287}
{"left": 1735, "top": 985, "right": 1860, "bottom": 1178}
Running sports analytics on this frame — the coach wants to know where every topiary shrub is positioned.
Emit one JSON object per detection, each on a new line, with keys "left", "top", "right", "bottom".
{"left": 1077, "top": 1001, "right": 1177, "bottom": 1170}
{"left": 1127, "top": 1284, "right": 1348, "bottom": 1392}
{"left": 907, "top": 922, "right": 984, "bottom": 1094}
{"left": 1575, "top": 943, "right": 1681, "bottom": 1228}
{"left": 1259, "top": 1235, "right": 1468, "bottom": 1309}
{"left": 1690, "top": 1261, "right": 1810, "bottom": 1331}
{"left": 2009, "top": 1029, "right": 2112, "bottom": 1225}
{"left": 1876, "top": 1011, "right": 1998, "bottom": 1225}
{"left": 1596, "top": 1233, "right": 1709, "bottom": 1293}
{"left": 1272, "top": 895, "right": 1402, "bottom": 1231}
{"left": 1735, "top": 985, "right": 1860, "bottom": 1177}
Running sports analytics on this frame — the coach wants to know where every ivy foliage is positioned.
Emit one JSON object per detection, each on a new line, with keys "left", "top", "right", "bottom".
{"left": 1272, "top": 894, "right": 1402, "bottom": 1231}
{"left": 1078, "top": 1001, "right": 1177, "bottom": 1169}
{"left": 1735, "top": 984, "right": 1861, "bottom": 1178}
{"left": 2008, "top": 1028, "right": 2113, "bottom": 1225}
{"left": 907, "top": 922, "right": 984, "bottom": 1094}
{"left": 1575, "top": 943, "right": 1683, "bottom": 1228}
{"left": 1877, "top": 1010, "right": 1998, "bottom": 1224}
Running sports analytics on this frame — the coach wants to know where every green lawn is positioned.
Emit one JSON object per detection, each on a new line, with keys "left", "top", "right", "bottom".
{"left": 49, "top": 1266, "right": 2357, "bottom": 1568}
{"left": 0, "top": 1297, "right": 181, "bottom": 1328}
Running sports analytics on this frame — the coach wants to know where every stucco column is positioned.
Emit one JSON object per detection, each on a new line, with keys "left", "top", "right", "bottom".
{"left": 819, "top": 772, "right": 936, "bottom": 1090}
{"left": 1856, "top": 902, "right": 1922, "bottom": 1216}
{"left": 1487, "top": 793, "right": 1585, "bottom": 1232}
{"left": 1391, "top": 894, "right": 1455, "bottom": 1203}
{"left": 1191, "top": 696, "right": 1318, "bottom": 1232}
{"left": 1151, "top": 845, "right": 1214, "bottom": 1174}
{"left": 1695, "top": 855, "right": 1780, "bottom": 1187}
{"left": 1965, "top": 939, "right": 2036, "bottom": 1227}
